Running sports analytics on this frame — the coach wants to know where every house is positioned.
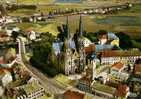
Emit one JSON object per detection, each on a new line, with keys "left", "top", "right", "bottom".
{"left": 63, "top": 90, "right": 85, "bottom": 99}
{"left": 0, "top": 69, "right": 13, "bottom": 87}
{"left": 111, "top": 62, "right": 125, "bottom": 74}
{"left": 81, "top": 37, "right": 92, "bottom": 47}
{"left": 109, "top": 62, "right": 129, "bottom": 82}
{"left": 5, "top": 26, "right": 20, "bottom": 36}
{"left": 0, "top": 32, "right": 10, "bottom": 42}
{"left": 115, "top": 84, "right": 129, "bottom": 99}
{"left": 27, "top": 30, "right": 36, "bottom": 41}
{"left": 87, "top": 31, "right": 120, "bottom": 52}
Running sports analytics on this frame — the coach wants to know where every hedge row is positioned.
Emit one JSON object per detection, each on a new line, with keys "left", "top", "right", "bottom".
{"left": 7, "top": 4, "right": 37, "bottom": 11}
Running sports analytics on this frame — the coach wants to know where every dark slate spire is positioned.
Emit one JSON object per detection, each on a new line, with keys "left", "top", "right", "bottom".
{"left": 66, "top": 16, "right": 70, "bottom": 40}
{"left": 79, "top": 15, "right": 83, "bottom": 37}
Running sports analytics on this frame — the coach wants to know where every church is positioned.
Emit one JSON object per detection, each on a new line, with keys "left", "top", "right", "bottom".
{"left": 53, "top": 15, "right": 86, "bottom": 75}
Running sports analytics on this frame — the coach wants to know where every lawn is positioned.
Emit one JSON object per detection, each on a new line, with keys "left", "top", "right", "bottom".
{"left": 92, "top": 82, "right": 116, "bottom": 95}
{"left": 17, "top": 0, "right": 54, "bottom": 4}
{"left": 8, "top": 22, "right": 59, "bottom": 36}
{"left": 54, "top": 74, "right": 76, "bottom": 86}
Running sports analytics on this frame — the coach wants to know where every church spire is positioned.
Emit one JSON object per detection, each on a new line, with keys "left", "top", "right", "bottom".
{"left": 66, "top": 16, "right": 70, "bottom": 40}
{"left": 79, "top": 15, "right": 83, "bottom": 37}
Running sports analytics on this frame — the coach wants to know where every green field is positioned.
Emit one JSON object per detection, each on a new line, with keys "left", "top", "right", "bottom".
{"left": 17, "top": 0, "right": 54, "bottom": 4}
{"left": 8, "top": 3, "right": 141, "bottom": 38}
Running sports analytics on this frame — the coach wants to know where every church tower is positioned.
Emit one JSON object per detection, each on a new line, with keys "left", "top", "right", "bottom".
{"left": 78, "top": 15, "right": 86, "bottom": 72}
{"left": 62, "top": 16, "right": 76, "bottom": 75}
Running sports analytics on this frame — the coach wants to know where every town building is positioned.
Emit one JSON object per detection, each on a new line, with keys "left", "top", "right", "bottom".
{"left": 54, "top": 16, "right": 86, "bottom": 75}
{"left": 109, "top": 62, "right": 129, "bottom": 82}
{"left": 0, "top": 69, "right": 13, "bottom": 87}
{"left": 57, "top": 16, "right": 80, "bottom": 75}
{"left": 82, "top": 37, "right": 92, "bottom": 47}
{"left": 91, "top": 82, "right": 116, "bottom": 99}
{"left": 0, "top": 56, "right": 5, "bottom": 64}
{"left": 77, "top": 75, "right": 92, "bottom": 93}
{"left": 115, "top": 84, "right": 129, "bottom": 99}
{"left": 16, "top": 81, "right": 45, "bottom": 99}
{"left": 62, "top": 90, "right": 85, "bottom": 99}
{"left": 84, "top": 44, "right": 95, "bottom": 55}
{"left": 110, "top": 62, "right": 125, "bottom": 75}
{"left": 0, "top": 32, "right": 10, "bottom": 42}
{"left": 99, "top": 50, "right": 141, "bottom": 65}
{"left": 27, "top": 30, "right": 36, "bottom": 41}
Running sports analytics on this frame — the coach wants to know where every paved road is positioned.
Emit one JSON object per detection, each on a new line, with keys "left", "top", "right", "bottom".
{"left": 16, "top": 37, "right": 68, "bottom": 94}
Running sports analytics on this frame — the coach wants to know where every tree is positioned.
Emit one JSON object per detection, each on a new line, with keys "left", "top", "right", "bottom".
{"left": 116, "top": 32, "right": 133, "bottom": 49}
{"left": 31, "top": 32, "right": 59, "bottom": 77}
{"left": 4, "top": 48, "right": 16, "bottom": 63}
{"left": 11, "top": 31, "right": 19, "bottom": 42}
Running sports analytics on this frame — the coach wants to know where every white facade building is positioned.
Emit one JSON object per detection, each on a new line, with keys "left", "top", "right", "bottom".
{"left": 100, "top": 51, "right": 141, "bottom": 65}
{"left": 0, "top": 70, "right": 13, "bottom": 87}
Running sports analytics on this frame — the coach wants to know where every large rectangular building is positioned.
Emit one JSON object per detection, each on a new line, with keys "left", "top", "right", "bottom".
{"left": 99, "top": 50, "right": 141, "bottom": 65}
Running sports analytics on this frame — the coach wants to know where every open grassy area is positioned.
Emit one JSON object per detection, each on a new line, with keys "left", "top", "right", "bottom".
{"left": 8, "top": 4, "right": 88, "bottom": 16}
{"left": 54, "top": 74, "right": 76, "bottom": 86}
{"left": 8, "top": 22, "right": 59, "bottom": 36}
{"left": 17, "top": 0, "right": 54, "bottom": 4}
{"left": 7, "top": 3, "right": 141, "bottom": 39}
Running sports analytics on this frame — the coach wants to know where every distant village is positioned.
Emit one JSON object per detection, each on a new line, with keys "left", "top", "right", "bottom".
{"left": 0, "top": 1, "right": 141, "bottom": 99}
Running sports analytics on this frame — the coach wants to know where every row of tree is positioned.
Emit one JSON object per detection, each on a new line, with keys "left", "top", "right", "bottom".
{"left": 30, "top": 32, "right": 59, "bottom": 77}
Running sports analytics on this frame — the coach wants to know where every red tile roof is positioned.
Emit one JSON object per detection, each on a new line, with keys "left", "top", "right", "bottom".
{"left": 84, "top": 44, "right": 95, "bottom": 54}
{"left": 115, "top": 84, "right": 129, "bottom": 97}
{"left": 0, "top": 32, "right": 7, "bottom": 37}
{"left": 101, "top": 50, "right": 141, "bottom": 57}
{"left": 63, "top": 90, "right": 85, "bottom": 99}
{"left": 112, "top": 62, "right": 124, "bottom": 70}
{"left": 0, "top": 67, "right": 14, "bottom": 73}
{"left": 0, "top": 56, "right": 5, "bottom": 64}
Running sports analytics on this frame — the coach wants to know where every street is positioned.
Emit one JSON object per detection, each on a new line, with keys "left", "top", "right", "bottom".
{"left": 17, "top": 37, "right": 68, "bottom": 95}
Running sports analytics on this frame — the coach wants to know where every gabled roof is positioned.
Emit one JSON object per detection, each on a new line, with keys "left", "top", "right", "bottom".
{"left": 84, "top": 44, "right": 95, "bottom": 55}
{"left": 0, "top": 32, "right": 8, "bottom": 37}
{"left": 101, "top": 50, "right": 141, "bottom": 57}
{"left": 115, "top": 84, "right": 129, "bottom": 97}
{"left": 112, "top": 62, "right": 124, "bottom": 70}
{"left": 63, "top": 90, "right": 85, "bottom": 99}
{"left": 0, "top": 68, "right": 12, "bottom": 78}
{"left": 0, "top": 56, "right": 4, "bottom": 64}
